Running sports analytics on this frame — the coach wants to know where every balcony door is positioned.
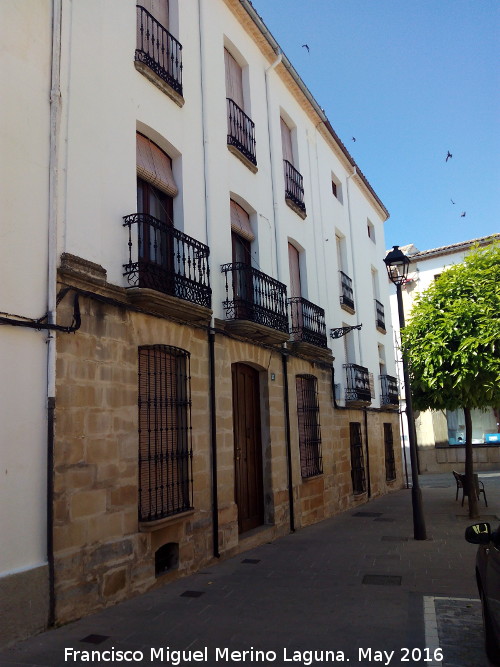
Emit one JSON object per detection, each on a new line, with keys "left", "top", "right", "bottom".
{"left": 137, "top": 177, "right": 174, "bottom": 292}
{"left": 288, "top": 243, "right": 303, "bottom": 338}
{"left": 232, "top": 363, "right": 264, "bottom": 533}
{"left": 230, "top": 200, "right": 254, "bottom": 320}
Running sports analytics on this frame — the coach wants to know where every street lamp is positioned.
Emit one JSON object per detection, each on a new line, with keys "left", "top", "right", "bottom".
{"left": 384, "top": 245, "right": 427, "bottom": 540}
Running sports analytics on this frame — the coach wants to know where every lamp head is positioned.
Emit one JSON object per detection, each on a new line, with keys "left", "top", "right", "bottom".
{"left": 384, "top": 245, "right": 410, "bottom": 286}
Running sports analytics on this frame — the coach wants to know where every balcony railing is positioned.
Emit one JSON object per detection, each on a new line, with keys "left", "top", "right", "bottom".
{"left": 340, "top": 271, "right": 355, "bottom": 310}
{"left": 123, "top": 213, "right": 211, "bottom": 308}
{"left": 380, "top": 374, "right": 399, "bottom": 406}
{"left": 283, "top": 160, "right": 306, "bottom": 213}
{"left": 288, "top": 297, "right": 328, "bottom": 348}
{"left": 344, "top": 363, "right": 371, "bottom": 403}
{"left": 227, "top": 99, "right": 257, "bottom": 166}
{"left": 375, "top": 299, "right": 386, "bottom": 330}
{"left": 221, "top": 263, "right": 288, "bottom": 333}
{"left": 136, "top": 5, "right": 183, "bottom": 96}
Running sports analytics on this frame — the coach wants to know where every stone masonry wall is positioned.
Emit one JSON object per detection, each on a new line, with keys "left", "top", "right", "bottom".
{"left": 53, "top": 280, "right": 402, "bottom": 624}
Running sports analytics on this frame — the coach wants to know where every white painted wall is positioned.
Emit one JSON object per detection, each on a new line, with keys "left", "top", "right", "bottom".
{"left": 0, "top": 0, "right": 52, "bottom": 575}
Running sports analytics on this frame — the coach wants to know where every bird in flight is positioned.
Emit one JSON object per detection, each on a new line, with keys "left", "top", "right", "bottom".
{"left": 302, "top": 44, "right": 310, "bottom": 52}
{"left": 461, "top": 211, "right": 466, "bottom": 217}
{"left": 446, "top": 151, "right": 453, "bottom": 162}
{"left": 352, "top": 137, "right": 356, "bottom": 142}
{"left": 450, "top": 199, "right": 455, "bottom": 205}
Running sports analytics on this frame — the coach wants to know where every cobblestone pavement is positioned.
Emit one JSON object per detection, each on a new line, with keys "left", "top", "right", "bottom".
{"left": 1, "top": 472, "right": 499, "bottom": 667}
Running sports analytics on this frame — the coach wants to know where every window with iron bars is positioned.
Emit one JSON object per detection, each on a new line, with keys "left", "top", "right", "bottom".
{"left": 384, "top": 423, "right": 397, "bottom": 481}
{"left": 138, "top": 345, "right": 193, "bottom": 522}
{"left": 296, "top": 375, "right": 323, "bottom": 478}
{"left": 350, "top": 422, "right": 366, "bottom": 494}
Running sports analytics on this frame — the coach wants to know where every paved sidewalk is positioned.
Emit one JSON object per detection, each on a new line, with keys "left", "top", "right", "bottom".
{"left": 1, "top": 472, "right": 499, "bottom": 667}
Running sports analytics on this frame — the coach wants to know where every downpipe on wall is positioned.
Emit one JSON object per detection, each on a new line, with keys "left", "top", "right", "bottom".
{"left": 47, "top": 0, "right": 63, "bottom": 628}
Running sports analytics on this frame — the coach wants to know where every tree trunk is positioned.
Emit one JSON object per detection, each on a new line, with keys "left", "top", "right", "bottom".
{"left": 464, "top": 406, "right": 479, "bottom": 519}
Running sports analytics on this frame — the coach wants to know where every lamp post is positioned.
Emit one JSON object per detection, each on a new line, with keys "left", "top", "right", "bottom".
{"left": 384, "top": 246, "right": 427, "bottom": 540}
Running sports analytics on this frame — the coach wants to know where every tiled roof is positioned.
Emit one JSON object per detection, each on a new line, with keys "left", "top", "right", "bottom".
{"left": 395, "top": 234, "right": 499, "bottom": 261}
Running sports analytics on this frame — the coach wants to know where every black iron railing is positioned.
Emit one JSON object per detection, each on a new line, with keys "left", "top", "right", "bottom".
{"left": 136, "top": 5, "right": 183, "bottom": 95}
{"left": 138, "top": 346, "right": 193, "bottom": 521}
{"left": 123, "top": 213, "right": 211, "bottom": 308}
{"left": 296, "top": 375, "right": 323, "bottom": 478}
{"left": 340, "top": 271, "right": 355, "bottom": 310}
{"left": 221, "top": 263, "right": 288, "bottom": 333}
{"left": 375, "top": 299, "right": 386, "bottom": 330}
{"left": 350, "top": 422, "right": 367, "bottom": 494}
{"left": 380, "top": 374, "right": 399, "bottom": 406}
{"left": 227, "top": 99, "right": 257, "bottom": 165}
{"left": 344, "top": 363, "right": 371, "bottom": 403}
{"left": 384, "top": 423, "right": 397, "bottom": 481}
{"left": 283, "top": 160, "right": 306, "bottom": 213}
{"left": 288, "top": 297, "right": 328, "bottom": 348}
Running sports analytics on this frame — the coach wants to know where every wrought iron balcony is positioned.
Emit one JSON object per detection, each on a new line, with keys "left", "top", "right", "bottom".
{"left": 221, "top": 263, "right": 288, "bottom": 334}
{"left": 123, "top": 213, "right": 211, "bottom": 308}
{"left": 136, "top": 5, "right": 183, "bottom": 96}
{"left": 375, "top": 299, "right": 386, "bottom": 331}
{"left": 227, "top": 99, "right": 257, "bottom": 166}
{"left": 380, "top": 374, "right": 399, "bottom": 406}
{"left": 340, "top": 271, "right": 355, "bottom": 311}
{"left": 288, "top": 297, "right": 328, "bottom": 348}
{"left": 283, "top": 160, "right": 306, "bottom": 214}
{"left": 344, "top": 363, "right": 371, "bottom": 404}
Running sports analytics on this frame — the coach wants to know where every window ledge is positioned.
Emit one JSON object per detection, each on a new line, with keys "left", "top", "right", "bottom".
{"left": 376, "top": 325, "right": 387, "bottom": 335}
{"left": 227, "top": 145, "right": 258, "bottom": 173}
{"left": 285, "top": 196, "right": 307, "bottom": 220}
{"left": 341, "top": 302, "right": 356, "bottom": 315}
{"left": 135, "top": 61, "right": 185, "bottom": 108}
{"left": 139, "top": 509, "right": 195, "bottom": 532}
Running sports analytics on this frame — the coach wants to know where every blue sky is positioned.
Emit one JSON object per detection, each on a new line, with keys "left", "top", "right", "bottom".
{"left": 249, "top": 0, "right": 499, "bottom": 252}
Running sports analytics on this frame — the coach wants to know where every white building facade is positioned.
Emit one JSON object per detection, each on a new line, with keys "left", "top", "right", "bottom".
{"left": 388, "top": 235, "right": 500, "bottom": 475}
{"left": 1, "top": 0, "right": 401, "bottom": 644}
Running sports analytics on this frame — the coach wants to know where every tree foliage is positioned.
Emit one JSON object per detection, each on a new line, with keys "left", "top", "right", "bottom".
{"left": 402, "top": 241, "right": 500, "bottom": 412}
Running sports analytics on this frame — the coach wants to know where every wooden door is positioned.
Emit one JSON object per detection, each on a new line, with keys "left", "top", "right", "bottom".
{"left": 232, "top": 363, "right": 264, "bottom": 533}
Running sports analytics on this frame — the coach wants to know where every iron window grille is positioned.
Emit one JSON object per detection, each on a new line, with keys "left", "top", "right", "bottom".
{"left": 283, "top": 160, "right": 306, "bottom": 213}
{"left": 344, "top": 363, "right": 371, "bottom": 403}
{"left": 384, "top": 423, "right": 397, "bottom": 481}
{"left": 123, "top": 213, "right": 211, "bottom": 308}
{"left": 296, "top": 375, "right": 323, "bottom": 478}
{"left": 221, "top": 262, "right": 289, "bottom": 333}
{"left": 135, "top": 5, "right": 183, "bottom": 96}
{"left": 138, "top": 345, "right": 193, "bottom": 522}
{"left": 380, "top": 374, "right": 399, "bottom": 406}
{"left": 288, "top": 297, "right": 328, "bottom": 348}
{"left": 375, "top": 299, "right": 386, "bottom": 330}
{"left": 350, "top": 422, "right": 366, "bottom": 495}
{"left": 226, "top": 98, "right": 257, "bottom": 165}
{"left": 339, "top": 271, "right": 355, "bottom": 310}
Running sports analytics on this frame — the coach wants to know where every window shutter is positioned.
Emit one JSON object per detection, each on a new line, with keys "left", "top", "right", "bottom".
{"left": 224, "top": 48, "right": 244, "bottom": 110}
{"left": 136, "top": 133, "right": 178, "bottom": 197}
{"left": 230, "top": 200, "right": 254, "bottom": 241}
{"left": 280, "top": 118, "right": 294, "bottom": 164}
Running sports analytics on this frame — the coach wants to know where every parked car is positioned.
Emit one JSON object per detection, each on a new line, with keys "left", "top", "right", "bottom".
{"left": 465, "top": 522, "right": 500, "bottom": 664}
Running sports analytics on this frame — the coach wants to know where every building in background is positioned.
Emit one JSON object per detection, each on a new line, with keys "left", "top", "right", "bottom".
{"left": 0, "top": 0, "right": 401, "bottom": 645}
{"left": 388, "top": 234, "right": 500, "bottom": 475}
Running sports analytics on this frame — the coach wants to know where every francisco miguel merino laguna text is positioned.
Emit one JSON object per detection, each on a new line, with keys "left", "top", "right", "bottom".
{"left": 64, "top": 646, "right": 351, "bottom": 664}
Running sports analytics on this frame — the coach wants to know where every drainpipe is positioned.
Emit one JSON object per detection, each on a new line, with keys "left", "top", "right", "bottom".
{"left": 208, "top": 329, "right": 220, "bottom": 558}
{"left": 345, "top": 168, "right": 362, "bottom": 364}
{"left": 47, "top": 0, "right": 63, "bottom": 628}
{"left": 265, "top": 50, "right": 283, "bottom": 281}
{"left": 281, "top": 350, "right": 295, "bottom": 532}
{"left": 198, "top": 0, "right": 219, "bottom": 557}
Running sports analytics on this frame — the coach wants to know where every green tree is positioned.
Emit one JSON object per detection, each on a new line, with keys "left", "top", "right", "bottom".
{"left": 402, "top": 241, "right": 500, "bottom": 518}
